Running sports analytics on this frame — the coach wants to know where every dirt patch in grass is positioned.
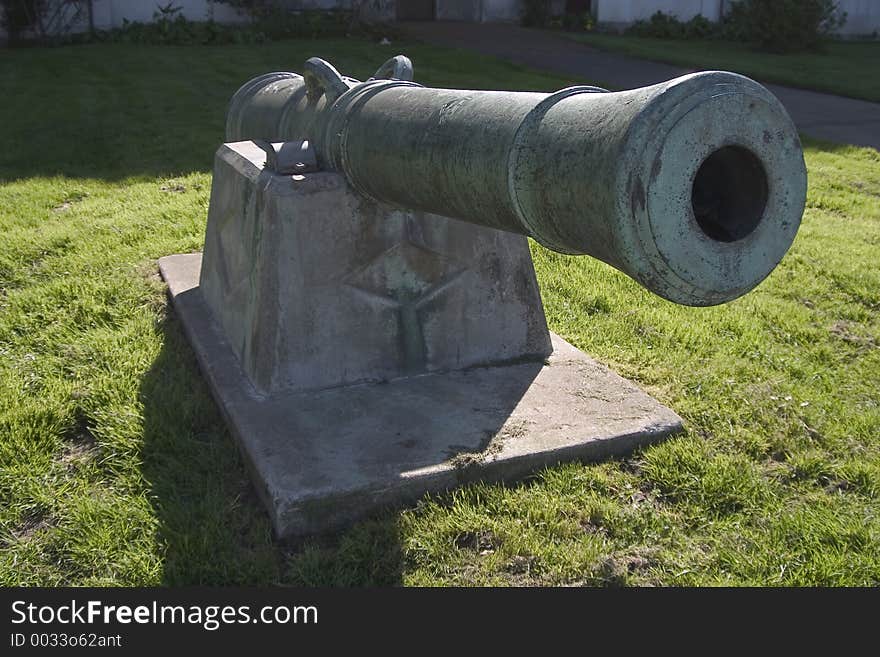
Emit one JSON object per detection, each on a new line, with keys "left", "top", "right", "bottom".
{"left": 8, "top": 509, "right": 55, "bottom": 544}
{"left": 595, "top": 548, "right": 660, "bottom": 586}
{"left": 60, "top": 438, "right": 99, "bottom": 469}
{"left": 58, "top": 410, "right": 100, "bottom": 471}
{"left": 829, "top": 320, "right": 878, "bottom": 351}
{"left": 454, "top": 530, "right": 499, "bottom": 555}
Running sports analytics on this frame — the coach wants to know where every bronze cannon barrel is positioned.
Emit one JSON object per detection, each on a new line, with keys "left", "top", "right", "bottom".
{"left": 225, "top": 56, "right": 807, "bottom": 306}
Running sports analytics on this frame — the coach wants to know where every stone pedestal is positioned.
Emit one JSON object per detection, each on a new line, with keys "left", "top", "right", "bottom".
{"left": 198, "top": 141, "right": 553, "bottom": 394}
{"left": 159, "top": 140, "right": 683, "bottom": 537}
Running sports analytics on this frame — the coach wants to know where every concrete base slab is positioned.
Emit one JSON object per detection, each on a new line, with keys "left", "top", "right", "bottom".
{"left": 159, "top": 253, "right": 684, "bottom": 537}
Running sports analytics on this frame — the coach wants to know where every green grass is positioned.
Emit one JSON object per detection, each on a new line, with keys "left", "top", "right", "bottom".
{"left": 564, "top": 33, "right": 880, "bottom": 103}
{"left": 1, "top": 40, "right": 878, "bottom": 586}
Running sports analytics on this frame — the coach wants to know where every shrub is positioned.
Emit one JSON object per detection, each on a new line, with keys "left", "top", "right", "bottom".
{"left": 87, "top": 7, "right": 353, "bottom": 46}
{"left": 685, "top": 13, "right": 715, "bottom": 39}
{"left": 561, "top": 10, "right": 595, "bottom": 32}
{"left": 1, "top": 0, "right": 87, "bottom": 44}
{"left": 627, "top": 11, "right": 684, "bottom": 39}
{"left": 626, "top": 11, "right": 719, "bottom": 40}
{"left": 723, "top": 0, "right": 847, "bottom": 52}
{"left": 624, "top": 3, "right": 846, "bottom": 52}
{"left": 521, "top": 0, "right": 551, "bottom": 28}
{"left": 0, "top": 0, "right": 37, "bottom": 43}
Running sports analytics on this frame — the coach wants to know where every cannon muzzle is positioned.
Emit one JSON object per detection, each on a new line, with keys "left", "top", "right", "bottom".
{"left": 225, "top": 56, "right": 806, "bottom": 306}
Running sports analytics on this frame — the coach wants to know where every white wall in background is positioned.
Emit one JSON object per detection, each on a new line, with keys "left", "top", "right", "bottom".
{"left": 835, "top": 0, "right": 880, "bottom": 35}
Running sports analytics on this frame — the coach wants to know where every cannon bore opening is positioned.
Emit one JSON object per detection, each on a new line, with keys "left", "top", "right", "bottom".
{"left": 691, "top": 146, "right": 768, "bottom": 243}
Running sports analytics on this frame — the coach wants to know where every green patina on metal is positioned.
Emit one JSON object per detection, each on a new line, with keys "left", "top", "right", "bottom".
{"left": 225, "top": 55, "right": 807, "bottom": 307}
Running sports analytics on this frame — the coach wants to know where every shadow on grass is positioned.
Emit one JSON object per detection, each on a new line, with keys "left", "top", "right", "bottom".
{"left": 0, "top": 45, "right": 251, "bottom": 183}
{"left": 138, "top": 311, "right": 406, "bottom": 586}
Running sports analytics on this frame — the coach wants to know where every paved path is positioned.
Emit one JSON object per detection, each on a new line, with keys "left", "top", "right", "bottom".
{"left": 401, "top": 22, "right": 880, "bottom": 150}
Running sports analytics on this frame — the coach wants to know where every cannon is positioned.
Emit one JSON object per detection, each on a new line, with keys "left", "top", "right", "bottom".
{"left": 225, "top": 55, "right": 807, "bottom": 306}
{"left": 159, "top": 56, "right": 806, "bottom": 536}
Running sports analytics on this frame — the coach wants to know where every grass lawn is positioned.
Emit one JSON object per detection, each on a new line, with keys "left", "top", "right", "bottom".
{"left": 564, "top": 33, "right": 880, "bottom": 103}
{"left": 1, "top": 40, "right": 878, "bottom": 586}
